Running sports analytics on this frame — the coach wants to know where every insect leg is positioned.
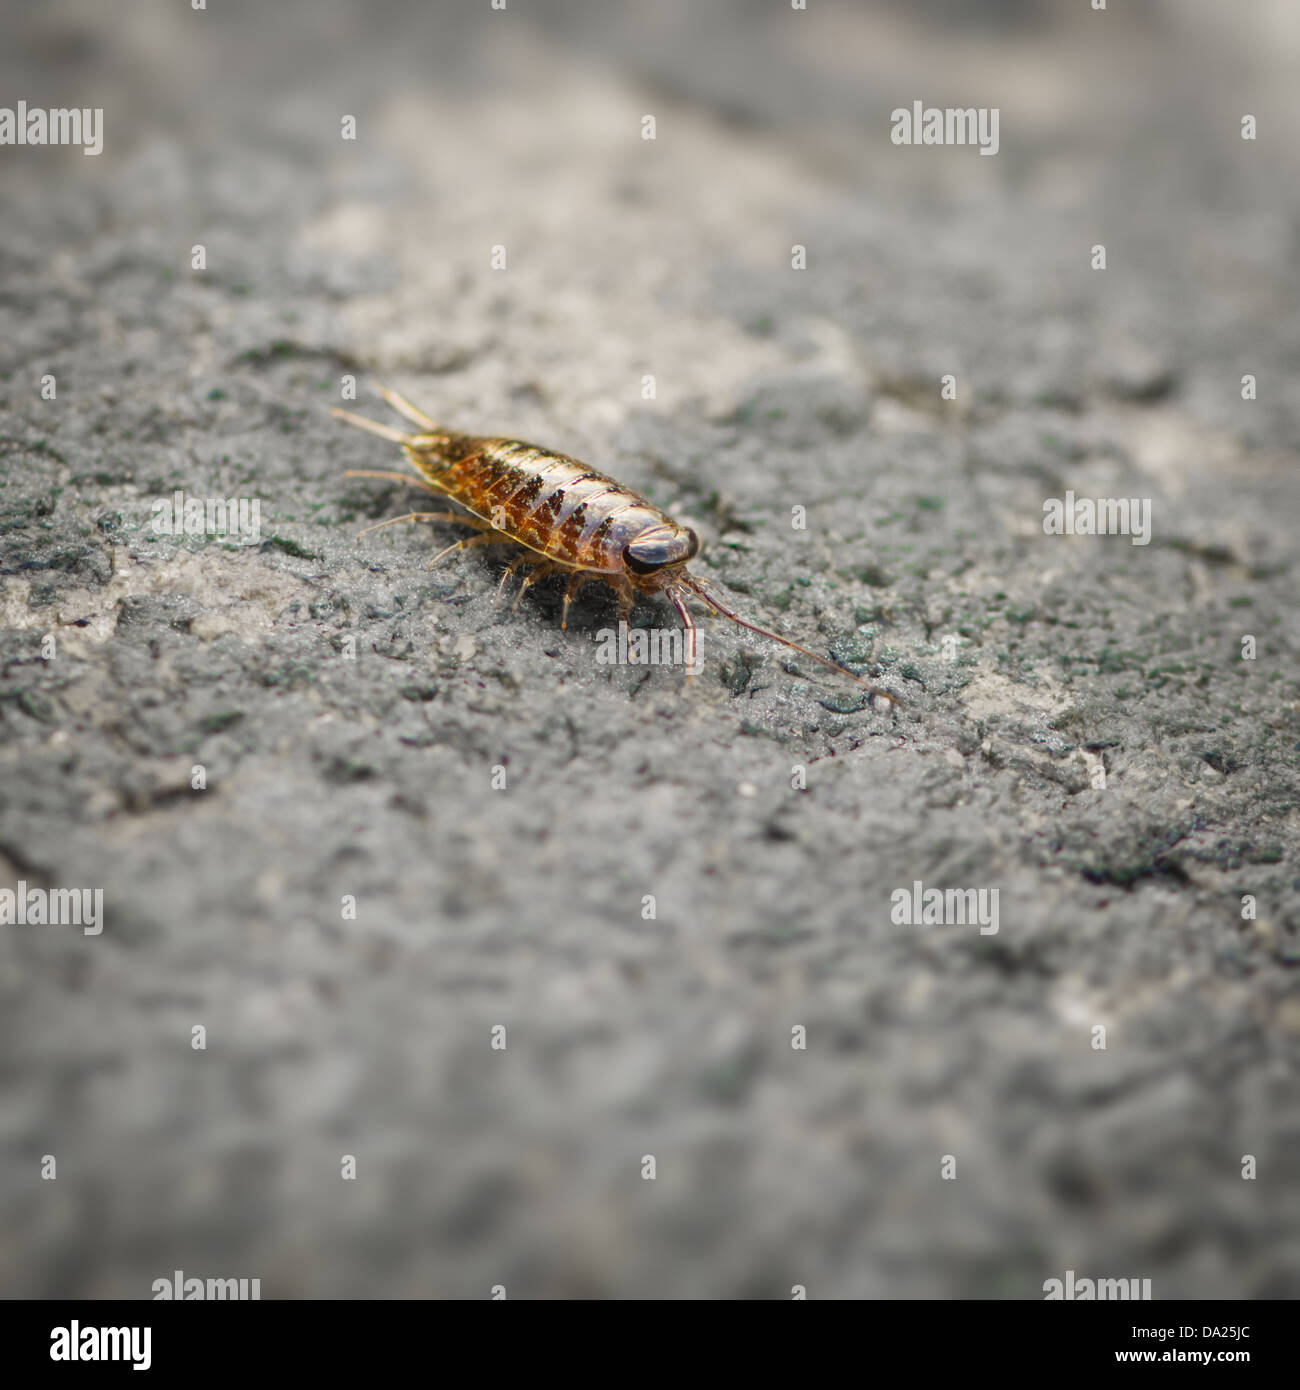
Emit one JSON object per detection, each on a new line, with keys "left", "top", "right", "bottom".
{"left": 495, "top": 556, "right": 530, "bottom": 602}
{"left": 356, "top": 511, "right": 488, "bottom": 541}
{"left": 344, "top": 469, "right": 443, "bottom": 495}
{"left": 560, "top": 572, "right": 597, "bottom": 630}
{"left": 427, "top": 532, "right": 511, "bottom": 570}
{"left": 511, "top": 563, "right": 560, "bottom": 612}
{"left": 615, "top": 581, "right": 634, "bottom": 627}
{"left": 372, "top": 383, "right": 441, "bottom": 431}
{"left": 330, "top": 408, "right": 410, "bottom": 445}
{"left": 668, "top": 588, "right": 698, "bottom": 681}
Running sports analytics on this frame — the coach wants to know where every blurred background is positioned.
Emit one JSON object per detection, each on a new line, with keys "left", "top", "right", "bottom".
{"left": 1, "top": 0, "right": 1298, "bottom": 1299}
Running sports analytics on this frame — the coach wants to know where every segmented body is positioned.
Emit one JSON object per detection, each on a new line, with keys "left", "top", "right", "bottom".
{"left": 332, "top": 385, "right": 899, "bottom": 705}
{"left": 409, "top": 433, "right": 678, "bottom": 576}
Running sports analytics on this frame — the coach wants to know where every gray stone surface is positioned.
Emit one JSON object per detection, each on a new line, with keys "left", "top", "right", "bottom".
{"left": 1, "top": 0, "right": 1297, "bottom": 1298}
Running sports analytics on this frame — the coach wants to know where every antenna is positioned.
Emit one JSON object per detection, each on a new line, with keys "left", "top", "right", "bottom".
{"left": 676, "top": 574, "right": 903, "bottom": 707}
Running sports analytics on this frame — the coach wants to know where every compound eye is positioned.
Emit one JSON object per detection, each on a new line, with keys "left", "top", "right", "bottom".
{"left": 622, "top": 544, "right": 663, "bottom": 576}
{"left": 624, "top": 524, "right": 698, "bottom": 575}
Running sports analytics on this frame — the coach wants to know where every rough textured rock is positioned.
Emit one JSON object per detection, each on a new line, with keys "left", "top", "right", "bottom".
{"left": 1, "top": 0, "right": 1297, "bottom": 1298}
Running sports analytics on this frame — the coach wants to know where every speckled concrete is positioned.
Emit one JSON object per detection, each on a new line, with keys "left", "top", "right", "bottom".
{"left": 1, "top": 0, "right": 1297, "bottom": 1298}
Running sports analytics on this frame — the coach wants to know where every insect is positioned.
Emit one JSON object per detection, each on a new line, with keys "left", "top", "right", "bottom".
{"left": 332, "top": 384, "right": 900, "bottom": 705}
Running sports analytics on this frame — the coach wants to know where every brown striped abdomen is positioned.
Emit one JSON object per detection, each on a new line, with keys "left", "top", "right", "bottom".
{"left": 406, "top": 435, "right": 676, "bottom": 574}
